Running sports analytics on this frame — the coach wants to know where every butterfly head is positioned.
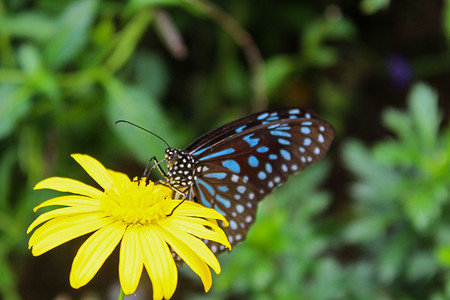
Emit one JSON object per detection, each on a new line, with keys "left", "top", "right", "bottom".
{"left": 165, "top": 148, "right": 197, "bottom": 187}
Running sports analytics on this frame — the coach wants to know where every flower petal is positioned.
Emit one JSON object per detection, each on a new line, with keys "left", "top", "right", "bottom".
{"left": 157, "top": 224, "right": 218, "bottom": 292}
{"left": 119, "top": 225, "right": 144, "bottom": 295}
{"left": 70, "top": 222, "right": 126, "bottom": 289}
{"left": 28, "top": 205, "right": 102, "bottom": 234}
{"left": 71, "top": 154, "right": 115, "bottom": 191}
{"left": 34, "top": 177, "right": 103, "bottom": 198}
{"left": 107, "top": 169, "right": 131, "bottom": 185}
{"left": 29, "top": 213, "right": 113, "bottom": 256}
{"left": 160, "top": 222, "right": 222, "bottom": 274}
{"left": 33, "top": 195, "right": 101, "bottom": 212}
{"left": 172, "top": 201, "right": 229, "bottom": 227}
{"left": 164, "top": 216, "right": 230, "bottom": 249}
{"left": 140, "top": 226, "right": 177, "bottom": 300}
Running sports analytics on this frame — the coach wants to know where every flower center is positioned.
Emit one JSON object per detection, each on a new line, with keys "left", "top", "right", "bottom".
{"left": 102, "top": 178, "right": 173, "bottom": 225}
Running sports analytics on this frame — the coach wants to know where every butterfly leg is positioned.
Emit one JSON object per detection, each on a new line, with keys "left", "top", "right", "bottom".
{"left": 143, "top": 156, "right": 168, "bottom": 179}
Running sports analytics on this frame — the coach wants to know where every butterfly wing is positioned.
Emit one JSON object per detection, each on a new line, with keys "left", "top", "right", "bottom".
{"left": 185, "top": 108, "right": 334, "bottom": 254}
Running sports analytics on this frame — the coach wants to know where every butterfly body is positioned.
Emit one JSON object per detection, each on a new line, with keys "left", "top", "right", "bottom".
{"left": 161, "top": 107, "right": 334, "bottom": 254}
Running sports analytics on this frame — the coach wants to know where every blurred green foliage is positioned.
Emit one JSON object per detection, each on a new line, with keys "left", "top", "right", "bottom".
{"left": 340, "top": 83, "right": 450, "bottom": 299}
{"left": 0, "top": 0, "right": 449, "bottom": 299}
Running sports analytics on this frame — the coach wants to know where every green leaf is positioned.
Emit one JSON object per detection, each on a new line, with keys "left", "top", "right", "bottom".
{"left": 403, "top": 184, "right": 443, "bottom": 231}
{"left": 135, "top": 52, "right": 169, "bottom": 99}
{"left": 0, "top": 12, "right": 54, "bottom": 41}
{"left": 44, "top": 0, "right": 98, "bottom": 69}
{"left": 377, "top": 234, "right": 411, "bottom": 284}
{"left": 263, "top": 55, "right": 296, "bottom": 97}
{"left": 17, "top": 44, "right": 61, "bottom": 101}
{"left": 382, "top": 109, "right": 412, "bottom": 143}
{"left": 436, "top": 246, "right": 450, "bottom": 267}
{"left": 408, "top": 82, "right": 440, "bottom": 150}
{"left": 342, "top": 214, "right": 388, "bottom": 243}
{"left": 0, "top": 85, "right": 32, "bottom": 140}
{"left": 18, "top": 44, "right": 43, "bottom": 74}
{"left": 406, "top": 251, "right": 437, "bottom": 281}
{"left": 360, "top": 0, "right": 391, "bottom": 14}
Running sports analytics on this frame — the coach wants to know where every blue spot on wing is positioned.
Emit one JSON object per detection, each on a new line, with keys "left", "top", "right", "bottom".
{"left": 279, "top": 125, "right": 291, "bottom": 130}
{"left": 301, "top": 127, "right": 311, "bottom": 134}
{"left": 266, "top": 116, "right": 279, "bottom": 122}
{"left": 280, "top": 149, "right": 291, "bottom": 160}
{"left": 278, "top": 138, "right": 290, "bottom": 145}
{"left": 257, "top": 146, "right": 269, "bottom": 153}
{"left": 217, "top": 186, "right": 229, "bottom": 192}
{"left": 216, "top": 194, "right": 231, "bottom": 208}
{"left": 257, "top": 112, "right": 269, "bottom": 120}
{"left": 196, "top": 183, "right": 212, "bottom": 208}
{"left": 243, "top": 134, "right": 260, "bottom": 148}
{"left": 214, "top": 205, "right": 225, "bottom": 216}
{"left": 258, "top": 171, "right": 267, "bottom": 180}
{"left": 222, "top": 159, "right": 241, "bottom": 173}
{"left": 235, "top": 125, "right": 247, "bottom": 133}
{"left": 192, "top": 147, "right": 207, "bottom": 156}
{"left": 196, "top": 179, "right": 215, "bottom": 196}
{"left": 199, "top": 148, "right": 235, "bottom": 161}
{"left": 270, "top": 130, "right": 291, "bottom": 137}
{"left": 204, "top": 172, "right": 227, "bottom": 179}
{"left": 248, "top": 155, "right": 259, "bottom": 167}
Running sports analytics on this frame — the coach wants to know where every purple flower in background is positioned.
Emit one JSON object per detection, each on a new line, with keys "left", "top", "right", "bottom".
{"left": 387, "top": 54, "right": 413, "bottom": 88}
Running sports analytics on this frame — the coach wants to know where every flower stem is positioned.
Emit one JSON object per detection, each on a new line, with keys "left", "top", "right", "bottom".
{"left": 118, "top": 286, "right": 124, "bottom": 300}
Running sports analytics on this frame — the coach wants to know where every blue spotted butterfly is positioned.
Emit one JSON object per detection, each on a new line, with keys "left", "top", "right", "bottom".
{"left": 149, "top": 107, "right": 334, "bottom": 255}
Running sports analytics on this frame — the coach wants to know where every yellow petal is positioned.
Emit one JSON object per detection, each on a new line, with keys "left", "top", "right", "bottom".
{"left": 28, "top": 206, "right": 102, "bottom": 234}
{"left": 29, "top": 213, "right": 113, "bottom": 256}
{"left": 70, "top": 222, "right": 125, "bottom": 289}
{"left": 157, "top": 225, "right": 216, "bottom": 292}
{"left": 107, "top": 169, "right": 131, "bottom": 185}
{"left": 161, "top": 222, "right": 222, "bottom": 274}
{"left": 71, "top": 154, "right": 115, "bottom": 191}
{"left": 140, "top": 226, "right": 177, "bottom": 300}
{"left": 33, "top": 195, "right": 101, "bottom": 212}
{"left": 172, "top": 201, "right": 229, "bottom": 227}
{"left": 119, "top": 225, "right": 144, "bottom": 295}
{"left": 163, "top": 217, "right": 230, "bottom": 249}
{"left": 34, "top": 177, "right": 103, "bottom": 199}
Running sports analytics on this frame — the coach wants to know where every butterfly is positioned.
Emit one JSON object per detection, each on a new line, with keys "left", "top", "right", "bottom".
{"left": 130, "top": 107, "right": 334, "bottom": 255}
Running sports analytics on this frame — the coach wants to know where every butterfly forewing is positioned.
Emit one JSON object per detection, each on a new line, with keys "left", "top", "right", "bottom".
{"left": 186, "top": 108, "right": 323, "bottom": 155}
{"left": 181, "top": 108, "right": 334, "bottom": 253}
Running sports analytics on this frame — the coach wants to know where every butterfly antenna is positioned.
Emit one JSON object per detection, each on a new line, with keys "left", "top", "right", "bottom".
{"left": 113, "top": 120, "right": 171, "bottom": 148}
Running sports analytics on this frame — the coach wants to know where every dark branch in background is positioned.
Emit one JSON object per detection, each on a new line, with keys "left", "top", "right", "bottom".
{"left": 155, "top": 1, "right": 267, "bottom": 111}
{"left": 155, "top": 9, "right": 188, "bottom": 60}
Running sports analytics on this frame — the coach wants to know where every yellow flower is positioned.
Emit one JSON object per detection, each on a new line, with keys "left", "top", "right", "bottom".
{"left": 28, "top": 154, "right": 231, "bottom": 299}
